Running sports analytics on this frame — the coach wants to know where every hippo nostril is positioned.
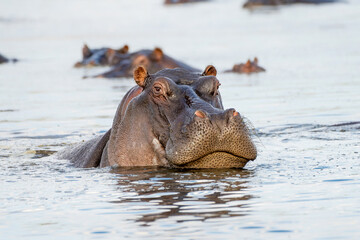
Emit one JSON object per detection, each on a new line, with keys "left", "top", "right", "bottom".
{"left": 194, "top": 110, "right": 206, "bottom": 119}
{"left": 225, "top": 108, "right": 236, "bottom": 118}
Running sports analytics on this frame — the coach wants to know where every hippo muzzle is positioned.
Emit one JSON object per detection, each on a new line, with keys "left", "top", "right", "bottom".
{"left": 165, "top": 108, "right": 257, "bottom": 168}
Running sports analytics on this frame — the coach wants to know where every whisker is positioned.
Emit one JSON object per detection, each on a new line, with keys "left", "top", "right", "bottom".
{"left": 242, "top": 116, "right": 264, "bottom": 149}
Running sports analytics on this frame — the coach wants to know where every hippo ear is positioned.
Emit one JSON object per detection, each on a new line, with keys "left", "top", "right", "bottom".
{"left": 254, "top": 57, "right": 258, "bottom": 64}
{"left": 134, "top": 66, "right": 149, "bottom": 88}
{"left": 202, "top": 65, "right": 217, "bottom": 76}
{"left": 151, "top": 48, "right": 163, "bottom": 61}
{"left": 82, "top": 44, "right": 92, "bottom": 58}
{"left": 245, "top": 59, "right": 252, "bottom": 67}
{"left": 117, "top": 45, "right": 129, "bottom": 54}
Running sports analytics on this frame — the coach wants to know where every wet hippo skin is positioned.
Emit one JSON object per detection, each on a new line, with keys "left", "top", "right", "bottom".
{"left": 225, "top": 58, "right": 265, "bottom": 74}
{"left": 74, "top": 44, "right": 129, "bottom": 68}
{"left": 0, "top": 53, "right": 17, "bottom": 64}
{"left": 243, "top": 0, "right": 339, "bottom": 8}
{"left": 164, "top": 0, "right": 209, "bottom": 4}
{"left": 60, "top": 66, "right": 257, "bottom": 169}
{"left": 93, "top": 47, "right": 200, "bottom": 78}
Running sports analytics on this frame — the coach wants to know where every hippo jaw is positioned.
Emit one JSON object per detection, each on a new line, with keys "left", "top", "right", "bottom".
{"left": 170, "top": 151, "right": 253, "bottom": 169}
{"left": 164, "top": 109, "right": 257, "bottom": 169}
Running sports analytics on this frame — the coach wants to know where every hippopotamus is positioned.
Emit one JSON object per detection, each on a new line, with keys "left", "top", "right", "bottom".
{"left": 164, "top": 0, "right": 209, "bottom": 4}
{"left": 243, "top": 0, "right": 338, "bottom": 8}
{"left": 0, "top": 53, "right": 17, "bottom": 64}
{"left": 225, "top": 58, "right": 265, "bottom": 74}
{"left": 60, "top": 66, "right": 257, "bottom": 168}
{"left": 74, "top": 44, "right": 129, "bottom": 67}
{"left": 93, "top": 47, "right": 200, "bottom": 78}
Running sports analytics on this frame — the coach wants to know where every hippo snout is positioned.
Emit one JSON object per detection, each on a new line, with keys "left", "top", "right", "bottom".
{"left": 193, "top": 108, "right": 240, "bottom": 130}
{"left": 166, "top": 108, "right": 257, "bottom": 168}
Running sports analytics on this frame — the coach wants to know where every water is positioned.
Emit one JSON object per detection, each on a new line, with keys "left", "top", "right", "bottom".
{"left": 1, "top": 0, "right": 360, "bottom": 239}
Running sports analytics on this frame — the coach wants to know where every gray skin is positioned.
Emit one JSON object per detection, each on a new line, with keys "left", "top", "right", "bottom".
{"left": 164, "top": 0, "right": 209, "bottom": 4}
{"left": 74, "top": 44, "right": 129, "bottom": 68}
{"left": 94, "top": 48, "right": 200, "bottom": 78}
{"left": 0, "top": 53, "right": 17, "bottom": 64}
{"left": 59, "top": 66, "right": 257, "bottom": 169}
{"left": 225, "top": 58, "right": 266, "bottom": 74}
{"left": 243, "top": 0, "right": 339, "bottom": 8}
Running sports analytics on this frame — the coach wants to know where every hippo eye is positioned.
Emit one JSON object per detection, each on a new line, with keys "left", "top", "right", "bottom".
{"left": 214, "top": 83, "right": 221, "bottom": 95}
{"left": 134, "top": 55, "right": 148, "bottom": 66}
{"left": 153, "top": 83, "right": 164, "bottom": 95}
{"left": 154, "top": 86, "right": 161, "bottom": 92}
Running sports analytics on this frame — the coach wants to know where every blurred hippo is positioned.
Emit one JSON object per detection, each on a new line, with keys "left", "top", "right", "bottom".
{"left": 74, "top": 44, "right": 129, "bottom": 68}
{"left": 225, "top": 58, "right": 265, "bottom": 74}
{"left": 165, "top": 0, "right": 209, "bottom": 4}
{"left": 94, "top": 47, "right": 200, "bottom": 78}
{"left": 0, "top": 53, "right": 17, "bottom": 64}
{"left": 60, "top": 66, "right": 257, "bottom": 168}
{"left": 243, "top": 0, "right": 339, "bottom": 8}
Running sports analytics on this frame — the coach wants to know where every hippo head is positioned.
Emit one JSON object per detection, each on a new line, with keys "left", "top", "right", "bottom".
{"left": 74, "top": 44, "right": 129, "bottom": 67}
{"left": 108, "top": 66, "right": 257, "bottom": 168}
{"left": 231, "top": 58, "right": 266, "bottom": 74}
{"left": 97, "top": 48, "right": 199, "bottom": 78}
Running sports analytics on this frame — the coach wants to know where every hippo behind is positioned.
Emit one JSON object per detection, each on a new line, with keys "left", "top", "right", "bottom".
{"left": 74, "top": 44, "right": 129, "bottom": 68}
{"left": 225, "top": 58, "right": 265, "bottom": 74}
{"left": 164, "top": 0, "right": 209, "bottom": 4}
{"left": 94, "top": 47, "right": 200, "bottom": 78}
{"left": 60, "top": 66, "right": 257, "bottom": 168}
{"left": 0, "top": 53, "right": 17, "bottom": 64}
{"left": 243, "top": 0, "right": 339, "bottom": 8}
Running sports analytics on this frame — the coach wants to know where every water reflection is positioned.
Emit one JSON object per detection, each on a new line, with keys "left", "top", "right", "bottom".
{"left": 110, "top": 167, "right": 254, "bottom": 224}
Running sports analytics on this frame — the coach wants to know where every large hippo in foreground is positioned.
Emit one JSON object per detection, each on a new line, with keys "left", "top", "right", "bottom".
{"left": 60, "top": 66, "right": 257, "bottom": 168}
{"left": 92, "top": 47, "right": 200, "bottom": 78}
{"left": 74, "top": 44, "right": 129, "bottom": 68}
{"left": 243, "top": 0, "right": 339, "bottom": 8}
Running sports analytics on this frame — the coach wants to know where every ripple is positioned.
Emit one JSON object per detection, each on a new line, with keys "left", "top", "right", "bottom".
{"left": 0, "top": 109, "right": 18, "bottom": 112}
{"left": 268, "top": 230, "right": 293, "bottom": 233}
{"left": 323, "top": 179, "right": 353, "bottom": 182}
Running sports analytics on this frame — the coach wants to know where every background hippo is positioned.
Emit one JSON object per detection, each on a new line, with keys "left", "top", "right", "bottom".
{"left": 0, "top": 53, "right": 17, "bottom": 64}
{"left": 164, "top": 0, "right": 209, "bottom": 4}
{"left": 93, "top": 47, "right": 200, "bottom": 78}
{"left": 60, "top": 66, "right": 256, "bottom": 168}
{"left": 243, "top": 0, "right": 339, "bottom": 8}
{"left": 225, "top": 58, "right": 265, "bottom": 74}
{"left": 74, "top": 44, "right": 129, "bottom": 67}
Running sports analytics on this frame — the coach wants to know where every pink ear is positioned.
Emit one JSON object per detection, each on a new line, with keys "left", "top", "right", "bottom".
{"left": 117, "top": 45, "right": 129, "bottom": 54}
{"left": 202, "top": 65, "right": 217, "bottom": 76}
{"left": 82, "top": 44, "right": 91, "bottom": 58}
{"left": 133, "top": 66, "right": 148, "bottom": 88}
{"left": 151, "top": 48, "right": 163, "bottom": 61}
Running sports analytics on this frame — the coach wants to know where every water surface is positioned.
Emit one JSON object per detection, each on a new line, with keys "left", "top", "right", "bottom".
{"left": 1, "top": 0, "right": 360, "bottom": 239}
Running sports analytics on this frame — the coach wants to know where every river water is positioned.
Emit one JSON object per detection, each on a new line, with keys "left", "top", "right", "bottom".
{"left": 1, "top": 0, "right": 360, "bottom": 239}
